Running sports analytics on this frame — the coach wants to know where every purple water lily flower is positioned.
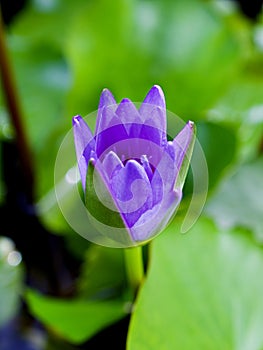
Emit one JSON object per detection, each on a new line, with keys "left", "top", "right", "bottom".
{"left": 73, "top": 85, "right": 195, "bottom": 245}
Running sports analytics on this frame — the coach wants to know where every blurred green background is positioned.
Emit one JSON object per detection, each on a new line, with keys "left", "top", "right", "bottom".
{"left": 0, "top": 0, "right": 263, "bottom": 349}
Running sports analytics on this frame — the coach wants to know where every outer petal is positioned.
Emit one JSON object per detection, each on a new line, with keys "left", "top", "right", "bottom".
{"left": 110, "top": 160, "right": 153, "bottom": 231}
{"left": 115, "top": 98, "right": 141, "bottom": 136}
{"left": 151, "top": 145, "right": 176, "bottom": 205}
{"left": 140, "top": 85, "right": 166, "bottom": 110}
{"left": 131, "top": 189, "right": 182, "bottom": 241}
{"left": 95, "top": 104, "right": 117, "bottom": 138}
{"left": 95, "top": 88, "right": 117, "bottom": 135}
{"left": 72, "top": 115, "right": 95, "bottom": 189}
{"left": 116, "top": 98, "right": 141, "bottom": 123}
{"left": 98, "top": 88, "right": 116, "bottom": 109}
{"left": 138, "top": 85, "right": 167, "bottom": 148}
{"left": 173, "top": 121, "right": 196, "bottom": 189}
{"left": 139, "top": 107, "right": 167, "bottom": 146}
{"left": 139, "top": 85, "right": 166, "bottom": 136}
{"left": 72, "top": 115, "right": 95, "bottom": 158}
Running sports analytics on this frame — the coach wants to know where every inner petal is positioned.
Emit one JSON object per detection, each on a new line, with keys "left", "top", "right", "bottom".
{"left": 102, "top": 151, "right": 123, "bottom": 180}
{"left": 110, "top": 160, "right": 153, "bottom": 228}
{"left": 140, "top": 155, "right": 153, "bottom": 181}
{"left": 95, "top": 108, "right": 129, "bottom": 158}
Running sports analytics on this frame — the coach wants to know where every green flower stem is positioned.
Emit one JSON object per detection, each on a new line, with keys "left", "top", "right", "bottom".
{"left": 124, "top": 246, "right": 144, "bottom": 296}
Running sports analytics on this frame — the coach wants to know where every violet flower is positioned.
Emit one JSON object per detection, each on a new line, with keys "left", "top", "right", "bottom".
{"left": 73, "top": 85, "right": 195, "bottom": 245}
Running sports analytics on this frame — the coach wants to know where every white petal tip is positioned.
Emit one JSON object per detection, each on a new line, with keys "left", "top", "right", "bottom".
{"left": 72, "top": 115, "right": 82, "bottom": 125}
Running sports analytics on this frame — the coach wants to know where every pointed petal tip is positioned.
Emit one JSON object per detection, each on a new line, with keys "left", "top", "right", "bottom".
{"left": 117, "top": 98, "right": 137, "bottom": 111}
{"left": 120, "top": 97, "right": 132, "bottom": 104}
{"left": 123, "top": 158, "right": 146, "bottom": 176}
{"left": 89, "top": 157, "right": 96, "bottom": 166}
{"left": 187, "top": 120, "right": 195, "bottom": 129}
{"left": 115, "top": 98, "right": 140, "bottom": 123}
{"left": 99, "top": 88, "right": 116, "bottom": 109}
{"left": 187, "top": 120, "right": 196, "bottom": 135}
{"left": 72, "top": 115, "right": 82, "bottom": 125}
{"left": 101, "top": 87, "right": 112, "bottom": 95}
{"left": 142, "top": 84, "right": 166, "bottom": 109}
{"left": 152, "top": 84, "right": 164, "bottom": 94}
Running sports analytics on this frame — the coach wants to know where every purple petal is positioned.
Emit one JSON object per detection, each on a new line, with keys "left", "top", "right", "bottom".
{"left": 150, "top": 145, "right": 176, "bottom": 206}
{"left": 139, "top": 86, "right": 167, "bottom": 145}
{"left": 95, "top": 106, "right": 128, "bottom": 157}
{"left": 140, "top": 155, "right": 153, "bottom": 181}
{"left": 131, "top": 189, "right": 182, "bottom": 241}
{"left": 150, "top": 169, "right": 163, "bottom": 206}
{"left": 96, "top": 104, "right": 116, "bottom": 137}
{"left": 139, "top": 107, "right": 167, "bottom": 146}
{"left": 72, "top": 115, "right": 94, "bottom": 157}
{"left": 105, "top": 136, "right": 162, "bottom": 167}
{"left": 155, "top": 146, "right": 177, "bottom": 190}
{"left": 116, "top": 98, "right": 141, "bottom": 136}
{"left": 165, "top": 141, "right": 176, "bottom": 160}
{"left": 139, "top": 85, "right": 166, "bottom": 127}
{"left": 98, "top": 88, "right": 116, "bottom": 110}
{"left": 95, "top": 88, "right": 117, "bottom": 135}
{"left": 140, "top": 85, "right": 166, "bottom": 110}
{"left": 72, "top": 115, "right": 95, "bottom": 189}
{"left": 102, "top": 151, "right": 123, "bottom": 180}
{"left": 116, "top": 98, "right": 141, "bottom": 123}
{"left": 110, "top": 160, "right": 153, "bottom": 229}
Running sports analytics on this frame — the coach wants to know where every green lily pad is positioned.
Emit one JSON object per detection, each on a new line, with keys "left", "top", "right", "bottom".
{"left": 65, "top": 0, "right": 243, "bottom": 119}
{"left": 205, "top": 157, "right": 263, "bottom": 241}
{"left": 25, "top": 288, "right": 128, "bottom": 345}
{"left": 198, "top": 121, "right": 237, "bottom": 188}
{"left": 127, "top": 218, "right": 263, "bottom": 349}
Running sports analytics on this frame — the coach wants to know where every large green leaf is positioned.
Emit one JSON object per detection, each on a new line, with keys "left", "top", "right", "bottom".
{"left": 198, "top": 121, "right": 237, "bottom": 187}
{"left": 65, "top": 0, "right": 243, "bottom": 118}
{"left": 127, "top": 218, "right": 263, "bottom": 350}
{"left": 205, "top": 156, "right": 263, "bottom": 241}
{"left": 25, "top": 288, "right": 128, "bottom": 345}
{"left": 183, "top": 121, "right": 237, "bottom": 194}
{"left": 208, "top": 71, "right": 263, "bottom": 162}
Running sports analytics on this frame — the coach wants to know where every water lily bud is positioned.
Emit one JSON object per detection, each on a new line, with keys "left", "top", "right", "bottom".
{"left": 73, "top": 85, "right": 195, "bottom": 245}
